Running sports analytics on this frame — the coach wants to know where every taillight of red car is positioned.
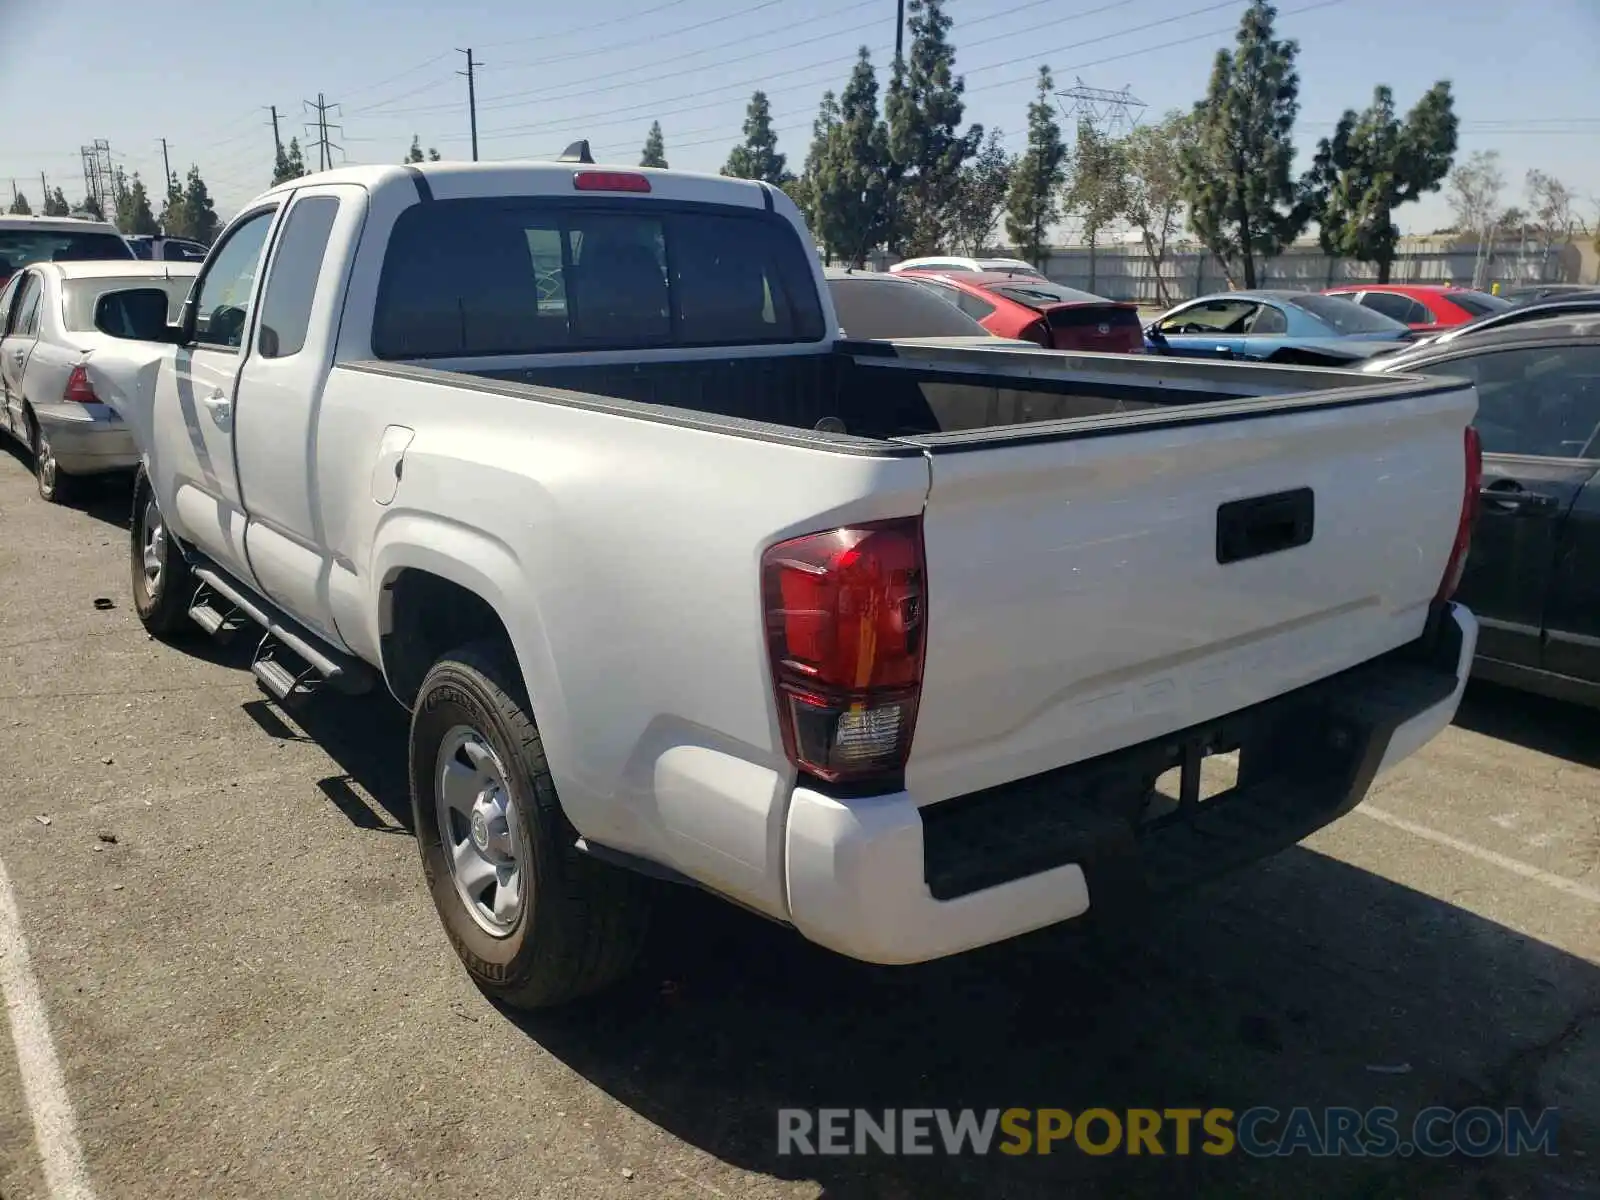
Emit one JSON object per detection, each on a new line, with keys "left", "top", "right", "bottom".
{"left": 761, "top": 517, "right": 927, "bottom": 786}
{"left": 1047, "top": 305, "right": 1145, "bottom": 353}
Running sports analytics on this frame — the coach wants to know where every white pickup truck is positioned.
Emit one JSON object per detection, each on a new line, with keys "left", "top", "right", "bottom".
{"left": 86, "top": 154, "right": 1482, "bottom": 1009}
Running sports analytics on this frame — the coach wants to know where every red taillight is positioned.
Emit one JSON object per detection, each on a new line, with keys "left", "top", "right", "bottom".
{"left": 761, "top": 517, "right": 927, "bottom": 784}
{"left": 1436, "top": 425, "right": 1482, "bottom": 602}
{"left": 572, "top": 171, "right": 651, "bottom": 193}
{"left": 1018, "top": 319, "right": 1050, "bottom": 347}
{"left": 63, "top": 364, "right": 98, "bottom": 404}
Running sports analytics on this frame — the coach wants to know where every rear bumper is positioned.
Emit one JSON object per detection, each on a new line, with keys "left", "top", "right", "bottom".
{"left": 34, "top": 404, "right": 138, "bottom": 474}
{"left": 784, "top": 603, "right": 1477, "bottom": 965}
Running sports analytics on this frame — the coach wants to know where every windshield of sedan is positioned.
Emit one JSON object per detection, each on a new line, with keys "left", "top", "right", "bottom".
{"left": 1287, "top": 292, "right": 1408, "bottom": 334}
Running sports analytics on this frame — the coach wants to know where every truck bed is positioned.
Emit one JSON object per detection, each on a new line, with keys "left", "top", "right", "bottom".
{"left": 447, "top": 339, "right": 1454, "bottom": 444}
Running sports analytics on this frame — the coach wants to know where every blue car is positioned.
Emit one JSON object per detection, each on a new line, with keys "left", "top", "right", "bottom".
{"left": 1145, "top": 290, "right": 1415, "bottom": 365}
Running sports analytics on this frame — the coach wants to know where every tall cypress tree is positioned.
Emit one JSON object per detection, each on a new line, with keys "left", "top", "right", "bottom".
{"left": 723, "top": 92, "right": 792, "bottom": 186}
{"left": 1180, "top": 0, "right": 1305, "bottom": 287}
{"left": 1005, "top": 66, "right": 1067, "bottom": 268}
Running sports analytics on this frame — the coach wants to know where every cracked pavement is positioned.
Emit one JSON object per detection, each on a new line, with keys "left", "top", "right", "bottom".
{"left": 0, "top": 452, "right": 1596, "bottom": 1199}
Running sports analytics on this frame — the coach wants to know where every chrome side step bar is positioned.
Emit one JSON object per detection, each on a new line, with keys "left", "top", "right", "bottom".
{"left": 188, "top": 564, "right": 376, "bottom": 698}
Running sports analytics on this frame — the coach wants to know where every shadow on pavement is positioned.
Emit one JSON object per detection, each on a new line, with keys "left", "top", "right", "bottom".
{"left": 510, "top": 852, "right": 1599, "bottom": 1199}
{"left": 228, "top": 682, "right": 1599, "bottom": 1198}
{"left": 1453, "top": 679, "right": 1600, "bottom": 769}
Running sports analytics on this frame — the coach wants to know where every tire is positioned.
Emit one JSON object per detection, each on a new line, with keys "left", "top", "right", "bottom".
{"left": 410, "top": 641, "right": 651, "bottom": 1009}
{"left": 27, "top": 410, "right": 72, "bottom": 504}
{"left": 130, "top": 468, "right": 194, "bottom": 637}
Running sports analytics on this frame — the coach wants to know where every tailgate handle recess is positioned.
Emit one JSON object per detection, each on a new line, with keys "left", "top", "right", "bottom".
{"left": 1216, "top": 487, "right": 1315, "bottom": 564}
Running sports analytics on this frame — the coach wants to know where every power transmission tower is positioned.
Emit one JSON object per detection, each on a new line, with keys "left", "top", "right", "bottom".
{"left": 79, "top": 139, "right": 115, "bottom": 216}
{"left": 1056, "top": 79, "right": 1147, "bottom": 140}
{"left": 457, "top": 49, "right": 480, "bottom": 161}
{"left": 304, "top": 94, "right": 344, "bottom": 172}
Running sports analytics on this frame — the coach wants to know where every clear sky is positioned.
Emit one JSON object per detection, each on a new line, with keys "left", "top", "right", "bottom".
{"left": 1, "top": 0, "right": 1596, "bottom": 235}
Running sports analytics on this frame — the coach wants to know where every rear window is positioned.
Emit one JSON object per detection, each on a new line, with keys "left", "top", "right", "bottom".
{"left": 1450, "top": 291, "right": 1510, "bottom": 318}
{"left": 0, "top": 229, "right": 134, "bottom": 273}
{"left": 1286, "top": 292, "right": 1407, "bottom": 334}
{"left": 992, "top": 282, "right": 1110, "bottom": 308}
{"left": 372, "top": 198, "right": 826, "bottom": 359}
{"left": 829, "top": 276, "right": 990, "bottom": 340}
{"left": 61, "top": 275, "right": 192, "bottom": 332}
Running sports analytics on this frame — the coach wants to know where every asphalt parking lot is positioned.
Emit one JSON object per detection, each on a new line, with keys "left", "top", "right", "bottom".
{"left": 0, "top": 449, "right": 1596, "bottom": 1200}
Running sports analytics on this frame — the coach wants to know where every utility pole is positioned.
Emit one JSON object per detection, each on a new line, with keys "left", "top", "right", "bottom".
{"left": 303, "top": 94, "right": 343, "bottom": 172}
{"left": 895, "top": 0, "right": 905, "bottom": 62}
{"left": 457, "top": 48, "right": 480, "bottom": 161}
{"left": 39, "top": 172, "right": 47, "bottom": 202}
{"left": 159, "top": 137, "right": 174, "bottom": 192}
{"left": 268, "top": 105, "right": 283, "bottom": 157}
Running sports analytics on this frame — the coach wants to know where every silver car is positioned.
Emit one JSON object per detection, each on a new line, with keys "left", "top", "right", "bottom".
{"left": 0, "top": 261, "right": 197, "bottom": 501}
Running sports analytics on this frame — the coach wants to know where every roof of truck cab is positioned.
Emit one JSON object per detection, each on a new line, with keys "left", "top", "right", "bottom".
{"left": 258, "top": 161, "right": 778, "bottom": 210}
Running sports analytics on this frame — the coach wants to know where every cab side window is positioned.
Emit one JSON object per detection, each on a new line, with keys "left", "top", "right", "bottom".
{"left": 191, "top": 209, "right": 277, "bottom": 349}
{"left": 257, "top": 197, "right": 340, "bottom": 359}
{"left": 0, "top": 275, "right": 22, "bottom": 332}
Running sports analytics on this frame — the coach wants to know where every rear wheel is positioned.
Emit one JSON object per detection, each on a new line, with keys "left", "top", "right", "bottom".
{"left": 410, "top": 641, "right": 651, "bottom": 1009}
{"left": 130, "top": 468, "right": 193, "bottom": 637}
{"left": 27, "top": 410, "right": 71, "bottom": 504}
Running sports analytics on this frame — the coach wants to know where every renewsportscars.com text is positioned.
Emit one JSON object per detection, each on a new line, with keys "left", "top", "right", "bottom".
{"left": 777, "top": 1106, "right": 1561, "bottom": 1158}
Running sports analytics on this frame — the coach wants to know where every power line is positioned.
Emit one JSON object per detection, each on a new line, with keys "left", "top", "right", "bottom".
{"left": 358, "top": 0, "right": 892, "bottom": 119}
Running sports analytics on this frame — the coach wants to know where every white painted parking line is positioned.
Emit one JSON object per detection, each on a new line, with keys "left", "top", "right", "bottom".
{"left": 0, "top": 851, "right": 97, "bottom": 1200}
{"left": 1359, "top": 804, "right": 1600, "bottom": 906}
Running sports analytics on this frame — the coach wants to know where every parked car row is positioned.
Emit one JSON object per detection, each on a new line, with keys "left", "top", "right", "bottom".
{"left": 0, "top": 257, "right": 197, "bottom": 499}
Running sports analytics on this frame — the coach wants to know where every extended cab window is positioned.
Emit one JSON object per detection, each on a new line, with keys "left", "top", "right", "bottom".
{"left": 257, "top": 197, "right": 340, "bottom": 359}
{"left": 192, "top": 209, "right": 276, "bottom": 349}
{"left": 372, "top": 198, "right": 826, "bottom": 359}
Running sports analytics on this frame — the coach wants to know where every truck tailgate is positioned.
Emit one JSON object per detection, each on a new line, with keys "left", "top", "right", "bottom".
{"left": 904, "top": 379, "right": 1477, "bottom": 804}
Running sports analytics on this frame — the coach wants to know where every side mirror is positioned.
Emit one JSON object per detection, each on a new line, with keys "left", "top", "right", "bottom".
{"left": 94, "top": 288, "right": 183, "bottom": 342}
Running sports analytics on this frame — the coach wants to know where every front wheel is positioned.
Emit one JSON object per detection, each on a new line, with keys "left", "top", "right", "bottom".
{"left": 410, "top": 642, "right": 651, "bottom": 1009}
{"left": 130, "top": 468, "right": 194, "bottom": 637}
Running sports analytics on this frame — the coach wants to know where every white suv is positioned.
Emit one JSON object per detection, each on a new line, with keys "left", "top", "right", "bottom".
{"left": 0, "top": 215, "right": 134, "bottom": 290}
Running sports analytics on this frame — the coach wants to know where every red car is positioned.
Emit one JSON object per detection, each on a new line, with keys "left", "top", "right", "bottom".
{"left": 897, "top": 270, "right": 1145, "bottom": 353}
{"left": 1321, "top": 283, "right": 1509, "bottom": 334}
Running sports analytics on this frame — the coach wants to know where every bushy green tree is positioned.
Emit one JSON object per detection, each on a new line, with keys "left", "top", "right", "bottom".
{"left": 1303, "top": 82, "right": 1457, "bottom": 282}
{"left": 884, "top": 0, "right": 981, "bottom": 254}
{"left": 116, "top": 173, "right": 160, "bottom": 236}
{"left": 1005, "top": 66, "right": 1068, "bottom": 268}
{"left": 815, "top": 47, "right": 894, "bottom": 266}
{"left": 1180, "top": 0, "right": 1306, "bottom": 287}
{"left": 723, "top": 91, "right": 792, "bottom": 186}
{"left": 1123, "top": 111, "right": 1196, "bottom": 305}
{"left": 640, "top": 121, "right": 668, "bottom": 168}
{"left": 273, "top": 137, "right": 308, "bottom": 186}
{"left": 947, "top": 128, "right": 1012, "bottom": 255}
{"left": 42, "top": 188, "right": 71, "bottom": 216}
{"left": 1066, "top": 119, "right": 1127, "bottom": 291}
{"left": 8, "top": 192, "right": 30, "bottom": 215}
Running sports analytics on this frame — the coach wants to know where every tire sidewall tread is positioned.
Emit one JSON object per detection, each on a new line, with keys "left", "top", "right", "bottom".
{"left": 410, "top": 642, "right": 648, "bottom": 1009}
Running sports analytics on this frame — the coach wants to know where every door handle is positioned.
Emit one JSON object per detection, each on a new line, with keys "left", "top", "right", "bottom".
{"left": 11, "top": 351, "right": 23, "bottom": 365}
{"left": 201, "top": 390, "right": 230, "bottom": 410}
{"left": 1478, "top": 483, "right": 1557, "bottom": 515}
